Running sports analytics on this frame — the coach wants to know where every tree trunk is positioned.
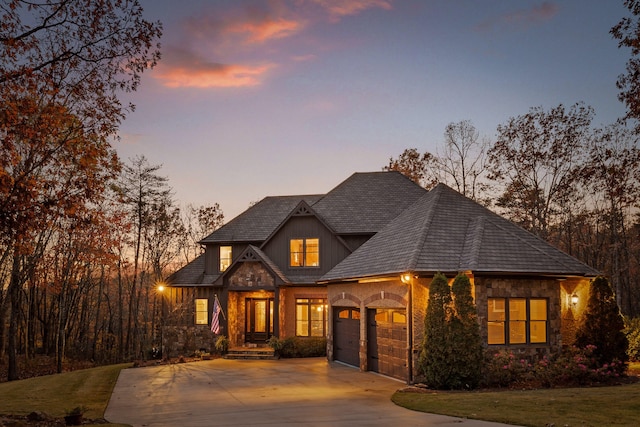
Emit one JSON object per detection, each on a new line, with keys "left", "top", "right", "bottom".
{"left": 7, "top": 250, "right": 22, "bottom": 381}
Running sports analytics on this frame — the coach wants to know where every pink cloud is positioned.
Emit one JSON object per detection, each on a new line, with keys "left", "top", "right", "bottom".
{"left": 226, "top": 17, "right": 303, "bottom": 44}
{"left": 311, "top": 0, "right": 393, "bottom": 20}
{"left": 475, "top": 2, "right": 559, "bottom": 32}
{"left": 182, "top": 5, "right": 304, "bottom": 47}
{"left": 154, "top": 47, "right": 275, "bottom": 88}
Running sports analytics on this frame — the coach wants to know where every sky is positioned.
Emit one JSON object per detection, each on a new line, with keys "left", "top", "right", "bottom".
{"left": 116, "top": 0, "right": 631, "bottom": 221}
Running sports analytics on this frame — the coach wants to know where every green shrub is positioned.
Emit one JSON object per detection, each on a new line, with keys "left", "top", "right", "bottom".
{"left": 482, "top": 346, "right": 626, "bottom": 389}
{"left": 214, "top": 335, "right": 229, "bottom": 354}
{"left": 625, "top": 317, "right": 640, "bottom": 362}
{"left": 575, "top": 276, "right": 628, "bottom": 367}
{"left": 419, "top": 272, "right": 454, "bottom": 389}
{"left": 449, "top": 274, "right": 483, "bottom": 389}
{"left": 483, "top": 349, "right": 534, "bottom": 388}
{"left": 268, "top": 336, "right": 326, "bottom": 358}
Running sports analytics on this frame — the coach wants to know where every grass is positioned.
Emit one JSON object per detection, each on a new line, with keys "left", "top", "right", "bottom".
{"left": 0, "top": 363, "right": 132, "bottom": 426}
{"left": 393, "top": 363, "right": 640, "bottom": 427}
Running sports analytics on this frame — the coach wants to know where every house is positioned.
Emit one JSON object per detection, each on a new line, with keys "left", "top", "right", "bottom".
{"left": 162, "top": 171, "right": 598, "bottom": 383}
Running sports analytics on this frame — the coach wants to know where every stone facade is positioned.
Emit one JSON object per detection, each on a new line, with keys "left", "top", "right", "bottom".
{"left": 475, "top": 276, "right": 561, "bottom": 357}
{"left": 229, "top": 262, "right": 275, "bottom": 289}
{"left": 161, "top": 325, "right": 217, "bottom": 358}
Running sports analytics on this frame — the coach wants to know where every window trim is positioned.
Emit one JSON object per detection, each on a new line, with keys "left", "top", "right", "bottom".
{"left": 195, "top": 298, "right": 208, "bottom": 325}
{"left": 289, "top": 238, "right": 320, "bottom": 268}
{"left": 487, "top": 297, "right": 548, "bottom": 345}
{"left": 219, "top": 245, "right": 232, "bottom": 272}
{"left": 295, "top": 298, "right": 327, "bottom": 337}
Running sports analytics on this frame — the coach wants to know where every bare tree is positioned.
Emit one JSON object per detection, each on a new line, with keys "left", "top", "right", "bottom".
{"left": 611, "top": 0, "right": 640, "bottom": 127}
{"left": 384, "top": 148, "right": 438, "bottom": 189}
{"left": 179, "top": 204, "right": 225, "bottom": 264}
{"left": 434, "top": 120, "right": 490, "bottom": 202}
{"left": 487, "top": 103, "right": 593, "bottom": 240}
{"left": 117, "top": 155, "right": 172, "bottom": 359}
{"left": 581, "top": 123, "right": 640, "bottom": 314}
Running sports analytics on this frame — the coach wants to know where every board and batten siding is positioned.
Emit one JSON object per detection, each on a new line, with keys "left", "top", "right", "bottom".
{"left": 204, "top": 243, "right": 255, "bottom": 275}
{"left": 262, "top": 216, "right": 351, "bottom": 278}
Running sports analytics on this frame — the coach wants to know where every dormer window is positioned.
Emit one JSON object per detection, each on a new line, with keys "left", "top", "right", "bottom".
{"left": 290, "top": 238, "right": 319, "bottom": 267}
{"left": 220, "top": 246, "right": 232, "bottom": 272}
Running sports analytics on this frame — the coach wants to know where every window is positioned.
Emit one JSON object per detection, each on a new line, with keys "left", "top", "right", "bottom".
{"left": 290, "top": 238, "right": 319, "bottom": 267}
{"left": 195, "top": 299, "right": 208, "bottom": 325}
{"left": 488, "top": 298, "right": 548, "bottom": 345}
{"left": 220, "top": 246, "right": 232, "bottom": 272}
{"left": 296, "top": 298, "right": 327, "bottom": 337}
{"left": 374, "top": 309, "right": 406, "bottom": 324}
{"left": 338, "top": 308, "right": 360, "bottom": 320}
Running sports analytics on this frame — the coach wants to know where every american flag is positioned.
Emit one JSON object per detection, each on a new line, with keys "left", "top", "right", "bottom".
{"left": 210, "top": 296, "right": 221, "bottom": 334}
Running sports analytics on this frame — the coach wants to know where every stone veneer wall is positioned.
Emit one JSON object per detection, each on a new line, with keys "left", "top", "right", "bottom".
{"left": 229, "top": 262, "right": 275, "bottom": 288}
{"left": 475, "top": 276, "right": 561, "bottom": 357}
{"left": 161, "top": 325, "right": 216, "bottom": 358}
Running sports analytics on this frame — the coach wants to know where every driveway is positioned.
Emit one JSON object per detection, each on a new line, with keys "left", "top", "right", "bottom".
{"left": 105, "top": 357, "right": 515, "bottom": 427}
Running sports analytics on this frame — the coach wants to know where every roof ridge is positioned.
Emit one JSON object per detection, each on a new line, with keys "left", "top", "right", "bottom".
{"left": 407, "top": 184, "right": 444, "bottom": 271}
{"left": 460, "top": 215, "right": 485, "bottom": 271}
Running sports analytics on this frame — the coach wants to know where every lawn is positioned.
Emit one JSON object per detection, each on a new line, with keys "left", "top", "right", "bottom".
{"left": 393, "top": 364, "right": 640, "bottom": 427}
{"left": 0, "top": 363, "right": 132, "bottom": 426}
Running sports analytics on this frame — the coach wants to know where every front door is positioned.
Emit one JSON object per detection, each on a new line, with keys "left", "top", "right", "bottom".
{"left": 245, "top": 298, "right": 273, "bottom": 343}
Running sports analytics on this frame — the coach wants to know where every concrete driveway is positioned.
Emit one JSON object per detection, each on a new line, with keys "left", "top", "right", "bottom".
{"left": 105, "top": 357, "right": 515, "bottom": 427}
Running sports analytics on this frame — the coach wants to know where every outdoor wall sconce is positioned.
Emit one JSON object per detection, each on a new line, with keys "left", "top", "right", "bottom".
{"left": 570, "top": 293, "right": 579, "bottom": 306}
{"left": 401, "top": 274, "right": 412, "bottom": 284}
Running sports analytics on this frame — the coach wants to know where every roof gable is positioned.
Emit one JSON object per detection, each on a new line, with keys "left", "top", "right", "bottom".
{"left": 320, "top": 183, "right": 599, "bottom": 282}
{"left": 214, "top": 245, "right": 290, "bottom": 286}
{"left": 200, "top": 195, "right": 323, "bottom": 243}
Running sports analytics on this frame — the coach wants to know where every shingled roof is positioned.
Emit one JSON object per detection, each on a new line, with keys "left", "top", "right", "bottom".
{"left": 319, "top": 183, "right": 599, "bottom": 282}
{"left": 312, "top": 171, "right": 427, "bottom": 234}
{"left": 200, "top": 171, "right": 426, "bottom": 244}
{"left": 166, "top": 253, "right": 211, "bottom": 286}
{"left": 200, "top": 195, "right": 323, "bottom": 243}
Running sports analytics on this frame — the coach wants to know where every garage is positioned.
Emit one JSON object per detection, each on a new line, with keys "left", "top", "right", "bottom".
{"left": 333, "top": 307, "right": 360, "bottom": 367}
{"left": 367, "top": 308, "right": 407, "bottom": 380}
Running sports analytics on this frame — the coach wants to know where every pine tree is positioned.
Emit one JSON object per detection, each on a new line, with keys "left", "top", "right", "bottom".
{"left": 575, "top": 276, "right": 628, "bottom": 368}
{"left": 449, "top": 274, "right": 483, "bottom": 389}
{"left": 419, "top": 272, "right": 453, "bottom": 389}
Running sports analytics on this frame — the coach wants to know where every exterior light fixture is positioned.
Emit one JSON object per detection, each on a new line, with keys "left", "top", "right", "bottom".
{"left": 570, "top": 293, "right": 579, "bottom": 306}
{"left": 157, "top": 284, "right": 165, "bottom": 292}
{"left": 401, "top": 274, "right": 412, "bottom": 284}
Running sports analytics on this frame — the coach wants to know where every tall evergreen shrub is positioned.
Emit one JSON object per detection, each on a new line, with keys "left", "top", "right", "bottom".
{"left": 449, "top": 274, "right": 483, "bottom": 389}
{"left": 575, "top": 276, "right": 628, "bottom": 368}
{"left": 419, "top": 272, "right": 453, "bottom": 389}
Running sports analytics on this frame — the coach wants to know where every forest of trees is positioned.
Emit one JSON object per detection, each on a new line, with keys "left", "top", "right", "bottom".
{"left": 1, "top": 0, "right": 640, "bottom": 381}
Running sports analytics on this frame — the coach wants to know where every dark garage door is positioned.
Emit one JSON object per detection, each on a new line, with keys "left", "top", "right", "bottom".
{"left": 333, "top": 307, "right": 360, "bottom": 367}
{"left": 367, "top": 308, "right": 407, "bottom": 380}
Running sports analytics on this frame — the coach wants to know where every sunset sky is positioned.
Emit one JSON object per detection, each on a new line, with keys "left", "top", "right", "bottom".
{"left": 116, "top": 0, "right": 630, "bottom": 221}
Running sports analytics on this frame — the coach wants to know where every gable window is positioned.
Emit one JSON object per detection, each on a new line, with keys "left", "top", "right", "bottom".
{"left": 488, "top": 298, "right": 547, "bottom": 345}
{"left": 195, "top": 299, "right": 208, "bottom": 325}
{"left": 290, "top": 238, "right": 319, "bottom": 267}
{"left": 296, "top": 298, "right": 327, "bottom": 337}
{"left": 220, "top": 246, "right": 232, "bottom": 272}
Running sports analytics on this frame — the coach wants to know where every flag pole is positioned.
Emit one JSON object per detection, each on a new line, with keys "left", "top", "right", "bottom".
{"left": 214, "top": 294, "right": 227, "bottom": 320}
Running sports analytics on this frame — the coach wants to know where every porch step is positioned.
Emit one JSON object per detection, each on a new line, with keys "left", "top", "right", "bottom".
{"left": 224, "top": 347, "right": 277, "bottom": 360}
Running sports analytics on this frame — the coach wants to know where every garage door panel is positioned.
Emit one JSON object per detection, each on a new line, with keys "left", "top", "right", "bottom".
{"left": 333, "top": 308, "right": 360, "bottom": 367}
{"left": 367, "top": 308, "right": 407, "bottom": 381}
